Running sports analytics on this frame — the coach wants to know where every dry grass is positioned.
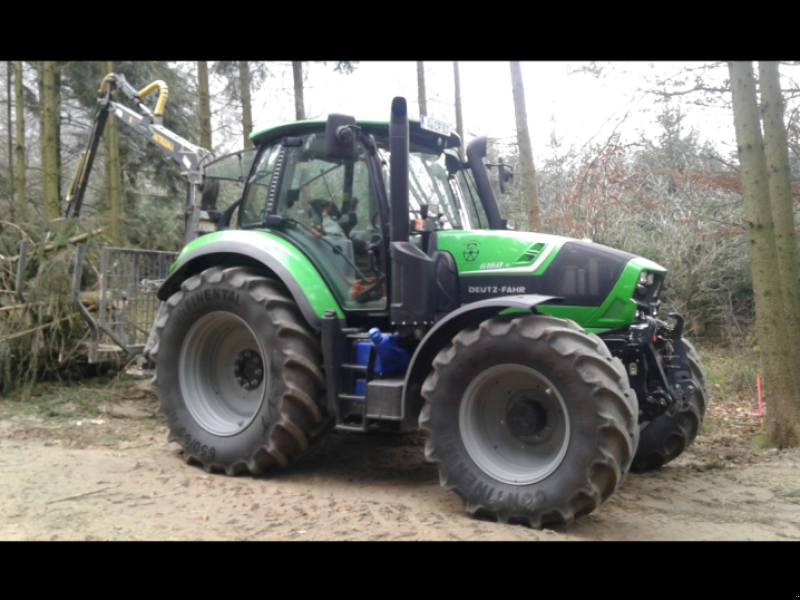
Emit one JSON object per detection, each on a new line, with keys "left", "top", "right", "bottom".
{"left": 695, "top": 339, "right": 764, "bottom": 448}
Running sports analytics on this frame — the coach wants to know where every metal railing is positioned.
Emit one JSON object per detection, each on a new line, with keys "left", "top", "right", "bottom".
{"left": 73, "top": 244, "right": 178, "bottom": 363}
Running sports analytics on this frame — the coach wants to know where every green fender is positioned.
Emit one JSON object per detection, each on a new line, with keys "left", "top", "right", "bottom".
{"left": 157, "top": 230, "right": 343, "bottom": 330}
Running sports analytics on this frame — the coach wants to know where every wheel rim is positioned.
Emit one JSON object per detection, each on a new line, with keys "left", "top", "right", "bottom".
{"left": 459, "top": 364, "right": 570, "bottom": 485}
{"left": 179, "top": 311, "right": 268, "bottom": 437}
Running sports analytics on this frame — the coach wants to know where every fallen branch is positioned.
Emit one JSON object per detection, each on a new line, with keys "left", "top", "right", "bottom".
{"left": 3, "top": 228, "right": 105, "bottom": 264}
{"left": 0, "top": 220, "right": 33, "bottom": 242}
{"left": 0, "top": 316, "right": 72, "bottom": 343}
{"left": 45, "top": 483, "right": 121, "bottom": 505}
{"left": 0, "top": 302, "right": 45, "bottom": 313}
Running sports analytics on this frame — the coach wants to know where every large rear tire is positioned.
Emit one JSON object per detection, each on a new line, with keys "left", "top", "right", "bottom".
{"left": 419, "top": 315, "right": 639, "bottom": 528}
{"left": 630, "top": 337, "right": 708, "bottom": 473}
{"left": 151, "top": 266, "right": 329, "bottom": 475}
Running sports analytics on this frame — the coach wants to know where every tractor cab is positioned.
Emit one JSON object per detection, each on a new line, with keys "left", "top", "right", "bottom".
{"left": 204, "top": 115, "right": 491, "bottom": 314}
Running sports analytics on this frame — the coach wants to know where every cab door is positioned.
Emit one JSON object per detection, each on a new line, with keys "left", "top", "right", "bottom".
{"left": 269, "top": 132, "right": 387, "bottom": 310}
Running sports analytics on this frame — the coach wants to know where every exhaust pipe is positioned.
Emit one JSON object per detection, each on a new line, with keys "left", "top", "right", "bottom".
{"left": 389, "top": 97, "right": 409, "bottom": 243}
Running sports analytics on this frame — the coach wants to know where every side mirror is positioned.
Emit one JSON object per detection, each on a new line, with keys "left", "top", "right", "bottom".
{"left": 325, "top": 114, "right": 356, "bottom": 160}
{"left": 444, "top": 152, "right": 463, "bottom": 176}
{"left": 486, "top": 158, "right": 514, "bottom": 194}
{"left": 199, "top": 177, "right": 220, "bottom": 210}
{"left": 499, "top": 162, "right": 514, "bottom": 194}
{"left": 420, "top": 204, "right": 441, "bottom": 219}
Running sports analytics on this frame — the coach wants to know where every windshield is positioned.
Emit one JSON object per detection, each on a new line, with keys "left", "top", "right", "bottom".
{"left": 378, "top": 144, "right": 471, "bottom": 230}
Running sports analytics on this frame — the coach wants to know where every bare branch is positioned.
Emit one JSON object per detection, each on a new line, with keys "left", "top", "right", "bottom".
{"left": 706, "top": 154, "right": 740, "bottom": 173}
{"left": 648, "top": 86, "right": 729, "bottom": 98}
{"left": 686, "top": 207, "right": 746, "bottom": 230}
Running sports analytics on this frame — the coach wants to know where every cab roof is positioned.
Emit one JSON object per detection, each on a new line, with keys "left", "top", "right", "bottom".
{"left": 250, "top": 118, "right": 462, "bottom": 151}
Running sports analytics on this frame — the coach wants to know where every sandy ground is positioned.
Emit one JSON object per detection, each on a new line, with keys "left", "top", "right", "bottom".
{"left": 1, "top": 382, "right": 799, "bottom": 541}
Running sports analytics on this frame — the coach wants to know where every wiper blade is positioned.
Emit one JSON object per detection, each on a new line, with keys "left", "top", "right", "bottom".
{"left": 299, "top": 163, "right": 342, "bottom": 190}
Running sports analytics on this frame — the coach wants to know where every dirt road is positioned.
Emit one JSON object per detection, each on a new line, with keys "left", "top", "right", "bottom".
{"left": 1, "top": 385, "right": 799, "bottom": 541}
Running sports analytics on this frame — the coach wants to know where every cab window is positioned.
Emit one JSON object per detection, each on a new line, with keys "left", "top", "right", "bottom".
{"left": 274, "top": 133, "right": 386, "bottom": 310}
{"left": 241, "top": 144, "right": 280, "bottom": 228}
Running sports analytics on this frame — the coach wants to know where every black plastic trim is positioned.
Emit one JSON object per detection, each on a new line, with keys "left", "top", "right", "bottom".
{"left": 389, "top": 98, "right": 410, "bottom": 243}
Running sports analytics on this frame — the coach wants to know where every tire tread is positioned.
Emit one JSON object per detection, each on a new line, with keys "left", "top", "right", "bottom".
{"left": 152, "top": 266, "right": 329, "bottom": 475}
{"left": 420, "top": 314, "right": 639, "bottom": 528}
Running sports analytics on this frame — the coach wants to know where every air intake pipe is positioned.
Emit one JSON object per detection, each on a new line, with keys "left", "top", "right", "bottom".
{"left": 389, "top": 97, "right": 409, "bottom": 243}
{"left": 388, "top": 97, "right": 434, "bottom": 328}
{"left": 466, "top": 136, "right": 504, "bottom": 230}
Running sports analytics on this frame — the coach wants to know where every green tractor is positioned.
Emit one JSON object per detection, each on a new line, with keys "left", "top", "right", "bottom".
{"left": 147, "top": 97, "right": 707, "bottom": 527}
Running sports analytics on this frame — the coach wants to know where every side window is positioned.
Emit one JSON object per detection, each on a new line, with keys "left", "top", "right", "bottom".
{"left": 458, "top": 170, "right": 489, "bottom": 229}
{"left": 203, "top": 148, "right": 258, "bottom": 222}
{"left": 241, "top": 144, "right": 280, "bottom": 228}
{"left": 204, "top": 147, "right": 257, "bottom": 182}
{"left": 279, "top": 152, "right": 349, "bottom": 235}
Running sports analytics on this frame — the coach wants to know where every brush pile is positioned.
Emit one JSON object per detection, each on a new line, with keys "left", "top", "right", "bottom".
{"left": 0, "top": 217, "right": 109, "bottom": 394}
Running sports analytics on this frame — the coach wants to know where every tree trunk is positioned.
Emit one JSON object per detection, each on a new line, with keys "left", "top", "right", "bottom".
{"left": 40, "top": 61, "right": 59, "bottom": 221}
{"left": 6, "top": 62, "right": 14, "bottom": 216}
{"left": 729, "top": 61, "right": 800, "bottom": 448}
{"left": 292, "top": 61, "right": 305, "bottom": 121}
{"left": 758, "top": 61, "right": 800, "bottom": 358}
{"left": 14, "top": 61, "right": 25, "bottom": 219}
{"left": 239, "top": 61, "right": 253, "bottom": 148}
{"left": 510, "top": 61, "right": 542, "bottom": 232}
{"left": 104, "top": 61, "right": 122, "bottom": 246}
{"left": 197, "top": 61, "right": 212, "bottom": 150}
{"left": 54, "top": 62, "right": 62, "bottom": 203}
{"left": 453, "top": 62, "right": 465, "bottom": 162}
{"left": 417, "top": 61, "right": 427, "bottom": 117}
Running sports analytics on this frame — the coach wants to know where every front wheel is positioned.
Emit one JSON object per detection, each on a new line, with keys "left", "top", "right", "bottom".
{"left": 151, "top": 266, "right": 329, "bottom": 475}
{"left": 419, "top": 315, "right": 639, "bottom": 528}
{"left": 630, "top": 337, "right": 708, "bottom": 473}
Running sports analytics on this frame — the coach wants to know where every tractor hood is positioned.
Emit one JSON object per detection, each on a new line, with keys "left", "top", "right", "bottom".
{"left": 434, "top": 230, "right": 667, "bottom": 331}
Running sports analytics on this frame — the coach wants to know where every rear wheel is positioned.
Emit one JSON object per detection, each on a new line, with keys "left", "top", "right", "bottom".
{"left": 420, "top": 315, "right": 639, "bottom": 528}
{"left": 631, "top": 338, "right": 708, "bottom": 473}
{"left": 151, "top": 266, "right": 329, "bottom": 475}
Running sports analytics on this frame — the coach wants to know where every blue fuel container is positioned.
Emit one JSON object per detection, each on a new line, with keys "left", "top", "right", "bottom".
{"left": 367, "top": 328, "right": 409, "bottom": 374}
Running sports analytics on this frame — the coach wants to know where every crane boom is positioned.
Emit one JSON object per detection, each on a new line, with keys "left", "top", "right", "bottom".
{"left": 64, "top": 73, "right": 215, "bottom": 243}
